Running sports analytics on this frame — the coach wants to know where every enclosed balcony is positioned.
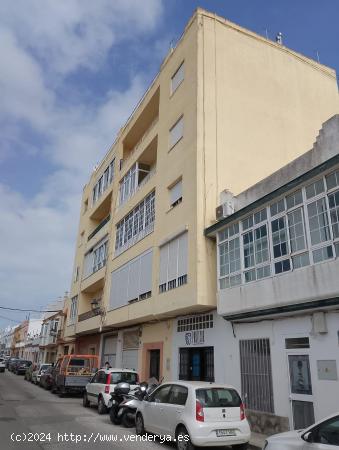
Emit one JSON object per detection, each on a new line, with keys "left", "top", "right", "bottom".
{"left": 118, "top": 137, "right": 157, "bottom": 208}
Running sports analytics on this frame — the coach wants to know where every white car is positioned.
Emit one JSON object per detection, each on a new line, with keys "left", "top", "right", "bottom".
{"left": 0, "top": 358, "right": 5, "bottom": 373}
{"left": 32, "top": 363, "right": 51, "bottom": 384}
{"left": 135, "top": 381, "right": 251, "bottom": 450}
{"left": 83, "top": 368, "right": 139, "bottom": 414}
{"left": 263, "top": 412, "right": 339, "bottom": 449}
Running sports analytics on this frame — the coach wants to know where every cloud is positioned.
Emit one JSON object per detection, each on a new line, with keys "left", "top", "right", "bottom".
{"left": 0, "top": 0, "right": 164, "bottom": 323}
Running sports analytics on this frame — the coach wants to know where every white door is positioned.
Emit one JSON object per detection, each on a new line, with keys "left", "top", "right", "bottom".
{"left": 163, "top": 385, "right": 188, "bottom": 438}
{"left": 287, "top": 353, "right": 315, "bottom": 430}
{"left": 143, "top": 384, "right": 172, "bottom": 435}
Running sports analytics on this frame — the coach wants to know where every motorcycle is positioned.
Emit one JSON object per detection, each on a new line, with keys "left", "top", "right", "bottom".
{"left": 114, "top": 378, "right": 161, "bottom": 428}
{"left": 108, "top": 382, "right": 131, "bottom": 425}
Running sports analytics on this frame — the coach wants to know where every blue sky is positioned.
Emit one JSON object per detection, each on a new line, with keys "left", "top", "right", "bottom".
{"left": 0, "top": 0, "right": 338, "bottom": 328}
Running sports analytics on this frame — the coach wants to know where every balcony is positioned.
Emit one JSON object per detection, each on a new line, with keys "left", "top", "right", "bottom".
{"left": 118, "top": 138, "right": 157, "bottom": 209}
{"left": 121, "top": 87, "right": 159, "bottom": 171}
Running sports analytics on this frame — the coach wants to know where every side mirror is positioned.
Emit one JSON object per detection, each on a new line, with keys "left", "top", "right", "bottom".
{"left": 302, "top": 431, "right": 313, "bottom": 443}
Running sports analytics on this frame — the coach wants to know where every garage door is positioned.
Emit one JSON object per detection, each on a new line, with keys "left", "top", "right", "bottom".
{"left": 122, "top": 331, "right": 139, "bottom": 371}
{"left": 102, "top": 335, "right": 117, "bottom": 367}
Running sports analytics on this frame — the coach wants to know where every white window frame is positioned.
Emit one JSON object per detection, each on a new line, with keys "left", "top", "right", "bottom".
{"left": 92, "top": 157, "right": 115, "bottom": 206}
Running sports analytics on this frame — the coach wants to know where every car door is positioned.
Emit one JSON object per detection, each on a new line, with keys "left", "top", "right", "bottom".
{"left": 87, "top": 371, "right": 100, "bottom": 403}
{"left": 303, "top": 415, "right": 339, "bottom": 449}
{"left": 143, "top": 384, "right": 172, "bottom": 435}
{"left": 164, "top": 385, "right": 188, "bottom": 438}
{"left": 96, "top": 370, "right": 108, "bottom": 403}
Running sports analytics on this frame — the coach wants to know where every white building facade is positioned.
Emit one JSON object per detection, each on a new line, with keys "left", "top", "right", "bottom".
{"left": 205, "top": 115, "right": 339, "bottom": 435}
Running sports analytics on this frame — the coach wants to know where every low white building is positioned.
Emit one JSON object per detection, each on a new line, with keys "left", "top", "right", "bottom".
{"left": 24, "top": 318, "right": 42, "bottom": 363}
{"left": 205, "top": 115, "right": 339, "bottom": 435}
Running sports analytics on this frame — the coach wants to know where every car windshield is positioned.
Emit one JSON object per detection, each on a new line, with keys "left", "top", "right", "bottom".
{"left": 110, "top": 372, "right": 138, "bottom": 384}
{"left": 196, "top": 388, "right": 241, "bottom": 408}
{"left": 40, "top": 365, "right": 50, "bottom": 371}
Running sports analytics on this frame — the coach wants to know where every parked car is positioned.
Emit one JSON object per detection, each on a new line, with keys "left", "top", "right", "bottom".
{"left": 7, "top": 357, "right": 19, "bottom": 371}
{"left": 0, "top": 357, "right": 5, "bottom": 373}
{"left": 31, "top": 364, "right": 52, "bottom": 384}
{"left": 14, "top": 360, "right": 32, "bottom": 375}
{"left": 40, "top": 366, "right": 55, "bottom": 390}
{"left": 83, "top": 368, "right": 139, "bottom": 414}
{"left": 135, "top": 381, "right": 251, "bottom": 450}
{"left": 263, "top": 412, "right": 339, "bottom": 449}
{"left": 53, "top": 354, "right": 98, "bottom": 397}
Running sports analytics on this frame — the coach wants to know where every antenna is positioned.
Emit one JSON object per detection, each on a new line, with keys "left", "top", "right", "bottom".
{"left": 316, "top": 50, "right": 320, "bottom": 63}
{"left": 276, "top": 32, "right": 283, "bottom": 45}
{"left": 169, "top": 38, "right": 176, "bottom": 51}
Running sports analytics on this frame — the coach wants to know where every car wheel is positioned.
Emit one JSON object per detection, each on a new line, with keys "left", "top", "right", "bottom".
{"left": 176, "top": 426, "right": 195, "bottom": 450}
{"left": 135, "top": 413, "right": 145, "bottom": 435}
{"left": 83, "top": 393, "right": 90, "bottom": 408}
{"left": 97, "top": 396, "right": 107, "bottom": 415}
{"left": 110, "top": 405, "right": 121, "bottom": 425}
{"left": 121, "top": 410, "right": 135, "bottom": 428}
{"left": 232, "top": 444, "right": 249, "bottom": 450}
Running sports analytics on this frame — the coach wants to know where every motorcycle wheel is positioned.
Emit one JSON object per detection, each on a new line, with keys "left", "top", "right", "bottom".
{"left": 109, "top": 405, "right": 121, "bottom": 425}
{"left": 121, "top": 410, "right": 135, "bottom": 428}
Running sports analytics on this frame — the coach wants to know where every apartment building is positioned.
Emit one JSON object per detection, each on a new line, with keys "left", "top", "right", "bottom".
{"left": 39, "top": 299, "right": 66, "bottom": 364}
{"left": 23, "top": 318, "right": 42, "bottom": 363}
{"left": 205, "top": 115, "right": 339, "bottom": 434}
{"left": 64, "top": 8, "right": 338, "bottom": 382}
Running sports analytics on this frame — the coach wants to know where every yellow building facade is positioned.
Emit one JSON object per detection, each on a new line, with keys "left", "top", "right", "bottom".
{"left": 64, "top": 9, "right": 338, "bottom": 382}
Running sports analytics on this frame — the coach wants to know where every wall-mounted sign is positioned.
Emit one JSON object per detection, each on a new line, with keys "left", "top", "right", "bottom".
{"left": 185, "top": 330, "right": 204, "bottom": 346}
{"left": 317, "top": 360, "right": 338, "bottom": 381}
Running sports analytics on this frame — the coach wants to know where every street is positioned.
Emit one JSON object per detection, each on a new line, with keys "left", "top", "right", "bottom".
{"left": 0, "top": 371, "right": 258, "bottom": 450}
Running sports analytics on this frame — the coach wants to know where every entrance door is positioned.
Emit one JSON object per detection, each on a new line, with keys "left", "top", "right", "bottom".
{"left": 179, "top": 347, "right": 214, "bottom": 382}
{"left": 149, "top": 349, "right": 160, "bottom": 380}
{"left": 288, "top": 353, "right": 315, "bottom": 429}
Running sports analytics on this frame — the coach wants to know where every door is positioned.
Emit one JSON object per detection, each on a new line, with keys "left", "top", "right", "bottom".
{"left": 164, "top": 385, "right": 188, "bottom": 438}
{"left": 179, "top": 347, "right": 214, "bottom": 382}
{"left": 143, "top": 384, "right": 172, "bottom": 435}
{"left": 288, "top": 353, "right": 315, "bottom": 429}
{"left": 149, "top": 349, "right": 160, "bottom": 380}
{"left": 102, "top": 335, "right": 117, "bottom": 367}
{"left": 87, "top": 370, "right": 100, "bottom": 403}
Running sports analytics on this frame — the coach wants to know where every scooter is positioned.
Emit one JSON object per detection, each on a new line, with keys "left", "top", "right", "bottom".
{"left": 116, "top": 383, "right": 148, "bottom": 428}
{"left": 108, "top": 382, "right": 131, "bottom": 425}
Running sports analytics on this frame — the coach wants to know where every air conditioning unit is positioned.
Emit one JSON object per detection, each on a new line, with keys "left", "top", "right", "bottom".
{"left": 216, "top": 202, "right": 235, "bottom": 221}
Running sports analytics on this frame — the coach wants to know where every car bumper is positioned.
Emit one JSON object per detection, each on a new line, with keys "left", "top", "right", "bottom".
{"left": 189, "top": 422, "right": 251, "bottom": 447}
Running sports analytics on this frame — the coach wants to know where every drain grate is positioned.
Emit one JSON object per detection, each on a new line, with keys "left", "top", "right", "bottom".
{"left": 0, "top": 417, "right": 16, "bottom": 422}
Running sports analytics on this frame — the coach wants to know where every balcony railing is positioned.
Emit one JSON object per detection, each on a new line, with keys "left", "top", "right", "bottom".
{"left": 88, "top": 215, "right": 110, "bottom": 241}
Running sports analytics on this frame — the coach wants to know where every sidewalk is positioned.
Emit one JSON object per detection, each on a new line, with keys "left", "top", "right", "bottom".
{"left": 249, "top": 431, "right": 267, "bottom": 449}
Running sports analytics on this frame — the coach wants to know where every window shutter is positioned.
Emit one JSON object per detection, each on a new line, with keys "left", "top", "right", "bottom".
{"left": 177, "top": 232, "right": 188, "bottom": 277}
{"left": 168, "top": 239, "right": 179, "bottom": 281}
{"left": 171, "top": 62, "right": 184, "bottom": 93}
{"left": 159, "top": 245, "right": 168, "bottom": 286}
{"left": 170, "top": 180, "right": 182, "bottom": 205}
{"left": 169, "top": 116, "right": 184, "bottom": 148}
{"left": 127, "top": 258, "right": 140, "bottom": 302}
{"left": 139, "top": 250, "right": 153, "bottom": 295}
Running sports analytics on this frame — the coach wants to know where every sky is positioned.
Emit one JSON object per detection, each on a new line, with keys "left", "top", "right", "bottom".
{"left": 0, "top": 0, "right": 338, "bottom": 329}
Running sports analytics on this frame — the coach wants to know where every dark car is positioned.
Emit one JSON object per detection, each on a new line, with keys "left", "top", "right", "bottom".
{"left": 8, "top": 358, "right": 19, "bottom": 371}
{"left": 40, "top": 366, "right": 54, "bottom": 390}
{"left": 14, "top": 360, "right": 32, "bottom": 375}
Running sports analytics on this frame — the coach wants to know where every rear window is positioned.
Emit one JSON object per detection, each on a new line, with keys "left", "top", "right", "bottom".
{"left": 196, "top": 388, "right": 241, "bottom": 408}
{"left": 110, "top": 372, "right": 138, "bottom": 384}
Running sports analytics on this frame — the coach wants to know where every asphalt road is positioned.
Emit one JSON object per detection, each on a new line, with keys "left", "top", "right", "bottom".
{"left": 0, "top": 370, "right": 257, "bottom": 450}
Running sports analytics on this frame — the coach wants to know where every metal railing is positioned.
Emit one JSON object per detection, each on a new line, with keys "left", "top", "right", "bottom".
{"left": 88, "top": 215, "right": 110, "bottom": 241}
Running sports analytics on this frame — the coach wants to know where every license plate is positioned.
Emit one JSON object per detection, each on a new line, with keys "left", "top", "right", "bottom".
{"left": 216, "top": 429, "right": 236, "bottom": 437}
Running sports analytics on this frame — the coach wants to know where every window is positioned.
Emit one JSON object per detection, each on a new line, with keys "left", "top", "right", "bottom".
{"left": 240, "top": 339, "right": 274, "bottom": 413}
{"left": 159, "top": 232, "right": 188, "bottom": 293}
{"left": 97, "top": 371, "right": 107, "bottom": 384}
{"left": 150, "top": 385, "right": 172, "bottom": 403}
{"left": 217, "top": 169, "right": 339, "bottom": 289}
{"left": 169, "top": 179, "right": 182, "bottom": 207}
{"left": 73, "top": 266, "right": 79, "bottom": 283}
{"left": 83, "top": 239, "right": 108, "bottom": 278}
{"left": 168, "top": 385, "right": 188, "bottom": 405}
{"left": 92, "top": 158, "right": 115, "bottom": 205}
{"left": 110, "top": 372, "right": 138, "bottom": 384}
{"left": 119, "top": 163, "right": 152, "bottom": 206}
{"left": 115, "top": 191, "right": 155, "bottom": 254}
{"left": 310, "top": 415, "right": 339, "bottom": 445}
{"left": 196, "top": 388, "right": 241, "bottom": 407}
{"left": 169, "top": 116, "right": 183, "bottom": 149}
{"left": 285, "top": 337, "right": 310, "bottom": 349}
{"left": 177, "top": 314, "right": 213, "bottom": 332}
{"left": 307, "top": 198, "right": 331, "bottom": 245}
{"left": 110, "top": 249, "right": 153, "bottom": 310}
{"left": 69, "top": 296, "right": 78, "bottom": 325}
{"left": 171, "top": 62, "right": 184, "bottom": 93}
